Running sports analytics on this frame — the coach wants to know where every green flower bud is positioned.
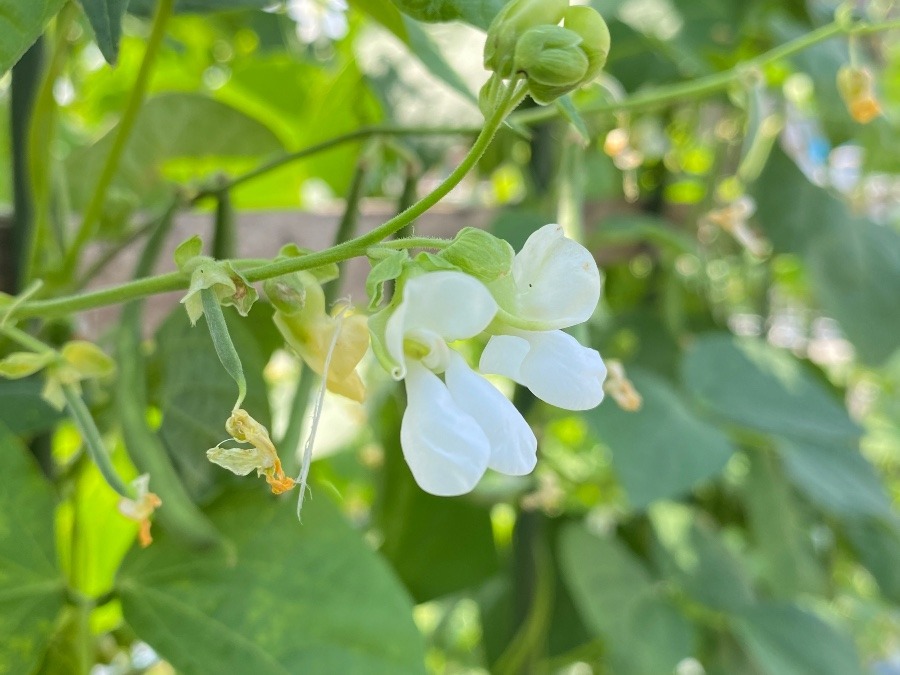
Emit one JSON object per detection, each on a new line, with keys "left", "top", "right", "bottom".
{"left": 563, "top": 6, "right": 610, "bottom": 83}
{"left": 485, "top": 0, "right": 568, "bottom": 77}
{"left": 438, "top": 228, "right": 515, "bottom": 283}
{"left": 514, "top": 25, "right": 588, "bottom": 104}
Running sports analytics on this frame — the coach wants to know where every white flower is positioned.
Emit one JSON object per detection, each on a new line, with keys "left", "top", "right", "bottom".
{"left": 384, "top": 271, "right": 537, "bottom": 496}
{"left": 480, "top": 329, "right": 607, "bottom": 410}
{"left": 482, "top": 223, "right": 607, "bottom": 411}
{"left": 286, "top": 0, "right": 348, "bottom": 44}
{"left": 499, "top": 223, "right": 601, "bottom": 330}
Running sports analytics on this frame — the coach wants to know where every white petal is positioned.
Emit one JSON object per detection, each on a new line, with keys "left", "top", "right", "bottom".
{"left": 481, "top": 330, "right": 607, "bottom": 411}
{"left": 402, "top": 271, "right": 497, "bottom": 341}
{"left": 401, "top": 361, "right": 491, "bottom": 496}
{"left": 512, "top": 224, "right": 601, "bottom": 329}
{"left": 445, "top": 352, "right": 537, "bottom": 476}
{"left": 479, "top": 334, "right": 530, "bottom": 382}
{"left": 384, "top": 293, "right": 410, "bottom": 379}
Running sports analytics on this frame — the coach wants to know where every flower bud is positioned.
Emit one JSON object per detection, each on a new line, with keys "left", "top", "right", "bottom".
{"left": 485, "top": 0, "right": 568, "bottom": 77}
{"left": 837, "top": 65, "right": 881, "bottom": 124}
{"left": 438, "top": 228, "right": 515, "bottom": 283}
{"left": 563, "top": 6, "right": 610, "bottom": 83}
{"left": 515, "top": 26, "right": 589, "bottom": 104}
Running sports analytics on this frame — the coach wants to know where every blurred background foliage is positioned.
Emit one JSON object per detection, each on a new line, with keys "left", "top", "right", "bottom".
{"left": 1, "top": 0, "right": 899, "bottom": 673}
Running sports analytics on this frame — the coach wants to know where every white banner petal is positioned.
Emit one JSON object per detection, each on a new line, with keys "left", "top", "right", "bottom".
{"left": 402, "top": 271, "right": 498, "bottom": 341}
{"left": 445, "top": 352, "right": 537, "bottom": 476}
{"left": 401, "top": 361, "right": 491, "bottom": 496}
{"left": 511, "top": 224, "right": 601, "bottom": 329}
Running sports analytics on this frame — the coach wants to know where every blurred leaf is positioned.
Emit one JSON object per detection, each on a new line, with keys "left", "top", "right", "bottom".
{"left": 80, "top": 0, "right": 128, "bottom": 64}
{"left": 388, "top": 0, "right": 505, "bottom": 30}
{"left": 650, "top": 503, "right": 755, "bottom": 612}
{"left": 734, "top": 603, "right": 863, "bottom": 675}
{"left": 66, "top": 93, "right": 283, "bottom": 224}
{"left": 154, "top": 303, "right": 274, "bottom": 503}
{"left": 351, "top": 0, "right": 476, "bottom": 102}
{"left": 843, "top": 518, "right": 900, "bottom": 604}
{"left": 591, "top": 214, "right": 696, "bottom": 254}
{"left": 0, "top": 0, "right": 65, "bottom": 76}
{"left": 683, "top": 334, "right": 891, "bottom": 517}
{"left": 742, "top": 452, "right": 825, "bottom": 597}
{"left": 127, "top": 0, "right": 270, "bottom": 13}
{"left": 585, "top": 369, "right": 735, "bottom": 508}
{"left": 779, "top": 438, "right": 892, "bottom": 518}
{"left": 0, "top": 376, "right": 63, "bottom": 435}
{"left": 0, "top": 423, "right": 66, "bottom": 675}
{"left": 35, "top": 607, "right": 88, "bottom": 675}
{"left": 559, "top": 523, "right": 693, "bottom": 675}
{"left": 117, "top": 489, "right": 426, "bottom": 674}
{"left": 375, "top": 389, "right": 498, "bottom": 602}
{"left": 754, "top": 148, "right": 900, "bottom": 365}
{"left": 682, "top": 334, "right": 859, "bottom": 445}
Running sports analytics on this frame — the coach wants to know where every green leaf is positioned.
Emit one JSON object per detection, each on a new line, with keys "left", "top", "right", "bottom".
{"left": 778, "top": 438, "right": 892, "bottom": 518}
{"left": 79, "top": 0, "right": 128, "bottom": 64}
{"left": 154, "top": 303, "right": 274, "bottom": 503}
{"left": 591, "top": 214, "right": 697, "bottom": 254}
{"left": 0, "top": 0, "right": 65, "bottom": 76}
{"left": 843, "top": 518, "right": 900, "bottom": 604}
{"left": 388, "top": 0, "right": 506, "bottom": 29}
{"left": 682, "top": 334, "right": 891, "bottom": 517}
{"left": 682, "top": 334, "right": 860, "bottom": 445}
{"left": 0, "top": 423, "right": 66, "bottom": 674}
{"left": 66, "top": 94, "right": 283, "bottom": 224}
{"left": 559, "top": 523, "right": 693, "bottom": 675}
{"left": 374, "top": 389, "right": 498, "bottom": 601}
{"left": 117, "top": 489, "right": 426, "bottom": 674}
{"left": 555, "top": 95, "right": 591, "bottom": 145}
{"left": 734, "top": 603, "right": 863, "bottom": 675}
{"left": 650, "top": 503, "right": 755, "bottom": 612}
{"left": 366, "top": 250, "right": 408, "bottom": 310}
{"left": 753, "top": 148, "right": 900, "bottom": 365}
{"left": 585, "top": 368, "right": 735, "bottom": 508}
{"left": 742, "top": 452, "right": 825, "bottom": 597}
{"left": 0, "top": 377, "right": 62, "bottom": 435}
{"left": 127, "top": 0, "right": 269, "bottom": 13}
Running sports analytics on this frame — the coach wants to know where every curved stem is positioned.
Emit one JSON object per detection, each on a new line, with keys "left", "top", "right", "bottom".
{"left": 375, "top": 236, "right": 451, "bottom": 250}
{"left": 509, "top": 18, "right": 900, "bottom": 127}
{"left": 59, "top": 0, "right": 175, "bottom": 279}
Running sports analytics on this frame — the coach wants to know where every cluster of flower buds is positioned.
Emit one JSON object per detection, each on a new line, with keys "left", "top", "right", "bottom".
{"left": 480, "top": 0, "right": 610, "bottom": 114}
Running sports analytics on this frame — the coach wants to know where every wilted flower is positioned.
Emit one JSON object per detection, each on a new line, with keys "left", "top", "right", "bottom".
{"left": 118, "top": 474, "right": 162, "bottom": 548}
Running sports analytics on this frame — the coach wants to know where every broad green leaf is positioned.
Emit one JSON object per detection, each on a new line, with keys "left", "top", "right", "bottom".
{"left": 374, "top": 389, "right": 498, "bottom": 602}
{"left": 734, "top": 603, "right": 863, "bottom": 675}
{"left": 682, "top": 333, "right": 860, "bottom": 446}
{"left": 80, "top": 0, "right": 128, "bottom": 64}
{"left": 0, "top": 0, "right": 65, "bottom": 76}
{"left": 559, "top": 523, "right": 693, "bottom": 675}
{"left": 388, "top": 0, "right": 505, "bottom": 30}
{"left": 650, "top": 503, "right": 755, "bottom": 612}
{"left": 0, "top": 423, "right": 66, "bottom": 675}
{"left": 843, "top": 518, "right": 900, "bottom": 603}
{"left": 66, "top": 93, "right": 283, "bottom": 225}
{"left": 779, "top": 438, "right": 892, "bottom": 518}
{"left": 0, "top": 376, "right": 63, "bottom": 435}
{"left": 683, "top": 334, "right": 891, "bottom": 517}
{"left": 742, "top": 452, "right": 825, "bottom": 597}
{"left": 154, "top": 303, "right": 275, "bottom": 503}
{"left": 585, "top": 368, "right": 735, "bottom": 508}
{"left": 753, "top": 148, "right": 900, "bottom": 365}
{"left": 117, "top": 489, "right": 426, "bottom": 674}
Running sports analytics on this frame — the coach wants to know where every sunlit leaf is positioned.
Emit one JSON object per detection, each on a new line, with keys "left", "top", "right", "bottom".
{"left": 117, "top": 489, "right": 426, "bottom": 673}
{"left": 0, "top": 0, "right": 64, "bottom": 76}
{"left": 0, "top": 423, "right": 66, "bottom": 675}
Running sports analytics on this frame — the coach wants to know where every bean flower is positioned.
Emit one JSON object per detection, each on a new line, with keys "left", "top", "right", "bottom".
{"left": 480, "top": 224, "right": 607, "bottom": 410}
{"left": 378, "top": 271, "right": 537, "bottom": 496}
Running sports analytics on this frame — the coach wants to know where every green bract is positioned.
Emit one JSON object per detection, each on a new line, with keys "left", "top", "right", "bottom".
{"left": 438, "top": 228, "right": 515, "bottom": 283}
{"left": 174, "top": 236, "right": 258, "bottom": 325}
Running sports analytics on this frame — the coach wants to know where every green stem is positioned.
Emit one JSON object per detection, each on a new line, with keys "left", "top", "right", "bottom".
{"left": 0, "top": 324, "right": 54, "bottom": 353}
{"left": 375, "top": 236, "right": 451, "bottom": 251}
{"left": 211, "top": 184, "right": 236, "bottom": 260}
{"left": 59, "top": 0, "right": 175, "bottom": 279}
{"left": 508, "top": 18, "right": 900, "bottom": 127}
{"left": 191, "top": 125, "right": 479, "bottom": 202}
{"left": 63, "top": 384, "right": 134, "bottom": 499}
